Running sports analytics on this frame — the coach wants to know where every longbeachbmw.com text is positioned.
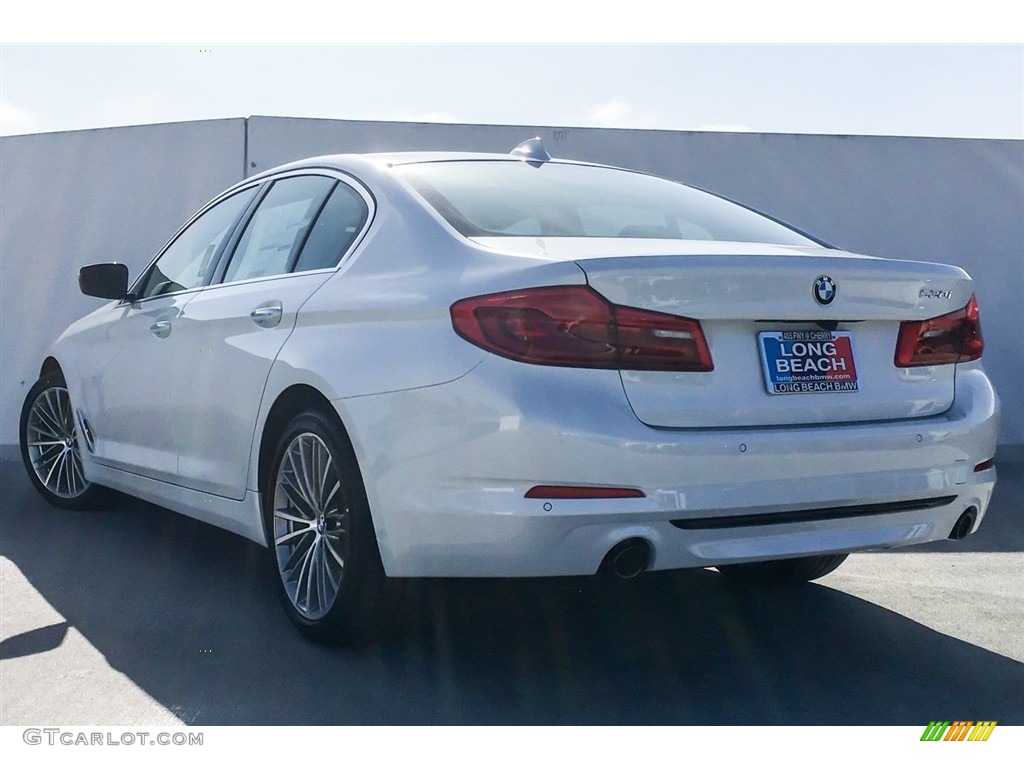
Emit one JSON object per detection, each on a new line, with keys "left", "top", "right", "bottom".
{"left": 23, "top": 729, "right": 203, "bottom": 746}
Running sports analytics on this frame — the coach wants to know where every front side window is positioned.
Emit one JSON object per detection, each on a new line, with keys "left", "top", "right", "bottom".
{"left": 222, "top": 176, "right": 335, "bottom": 284}
{"left": 396, "top": 160, "right": 817, "bottom": 246}
{"left": 136, "top": 188, "right": 256, "bottom": 300}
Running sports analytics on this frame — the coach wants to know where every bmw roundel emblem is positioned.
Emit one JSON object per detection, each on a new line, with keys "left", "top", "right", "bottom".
{"left": 813, "top": 275, "right": 837, "bottom": 306}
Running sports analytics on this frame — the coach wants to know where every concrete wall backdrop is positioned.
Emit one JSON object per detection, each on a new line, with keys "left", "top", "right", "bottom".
{"left": 1, "top": 119, "right": 246, "bottom": 450}
{"left": 1, "top": 117, "right": 1021, "bottom": 445}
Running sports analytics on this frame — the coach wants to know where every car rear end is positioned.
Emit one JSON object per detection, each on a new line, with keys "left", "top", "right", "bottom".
{"left": 332, "top": 156, "right": 999, "bottom": 578}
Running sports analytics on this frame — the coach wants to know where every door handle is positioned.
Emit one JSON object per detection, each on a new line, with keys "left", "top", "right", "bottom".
{"left": 250, "top": 304, "right": 283, "bottom": 328}
{"left": 150, "top": 320, "right": 172, "bottom": 338}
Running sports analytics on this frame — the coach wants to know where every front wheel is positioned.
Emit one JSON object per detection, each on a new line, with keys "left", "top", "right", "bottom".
{"left": 20, "top": 373, "right": 107, "bottom": 510}
{"left": 716, "top": 553, "right": 848, "bottom": 584}
{"left": 263, "top": 408, "right": 398, "bottom": 643}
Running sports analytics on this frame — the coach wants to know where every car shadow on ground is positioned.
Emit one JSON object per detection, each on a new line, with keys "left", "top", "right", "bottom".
{"left": 2, "top": 457, "right": 1022, "bottom": 725}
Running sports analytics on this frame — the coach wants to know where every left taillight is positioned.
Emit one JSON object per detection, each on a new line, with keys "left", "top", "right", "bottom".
{"left": 450, "top": 284, "right": 714, "bottom": 371}
{"left": 895, "top": 294, "right": 984, "bottom": 367}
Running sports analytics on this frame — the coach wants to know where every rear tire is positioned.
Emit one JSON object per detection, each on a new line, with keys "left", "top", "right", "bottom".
{"left": 262, "top": 407, "right": 398, "bottom": 644}
{"left": 20, "top": 373, "right": 108, "bottom": 510}
{"left": 716, "top": 553, "right": 848, "bottom": 584}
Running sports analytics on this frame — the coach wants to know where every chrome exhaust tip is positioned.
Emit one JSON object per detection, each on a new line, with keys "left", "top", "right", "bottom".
{"left": 601, "top": 539, "right": 650, "bottom": 580}
{"left": 949, "top": 507, "right": 978, "bottom": 541}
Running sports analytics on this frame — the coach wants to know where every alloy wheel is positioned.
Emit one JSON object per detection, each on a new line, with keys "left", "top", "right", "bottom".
{"left": 272, "top": 432, "right": 349, "bottom": 620}
{"left": 25, "top": 386, "right": 90, "bottom": 499}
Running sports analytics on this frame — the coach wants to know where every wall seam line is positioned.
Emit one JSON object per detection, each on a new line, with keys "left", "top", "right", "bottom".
{"left": 242, "top": 116, "right": 249, "bottom": 180}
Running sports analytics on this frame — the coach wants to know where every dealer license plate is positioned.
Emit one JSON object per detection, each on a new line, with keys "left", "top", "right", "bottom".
{"left": 758, "top": 330, "right": 859, "bottom": 395}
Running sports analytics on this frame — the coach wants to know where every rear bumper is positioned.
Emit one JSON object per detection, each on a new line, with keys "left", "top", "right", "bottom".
{"left": 335, "top": 358, "right": 999, "bottom": 577}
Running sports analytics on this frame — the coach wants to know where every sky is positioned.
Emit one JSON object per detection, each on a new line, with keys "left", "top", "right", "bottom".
{"left": 1, "top": 45, "right": 1022, "bottom": 140}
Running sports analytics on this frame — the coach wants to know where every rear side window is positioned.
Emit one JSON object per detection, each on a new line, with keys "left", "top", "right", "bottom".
{"left": 293, "top": 183, "right": 369, "bottom": 273}
{"left": 223, "top": 175, "right": 335, "bottom": 283}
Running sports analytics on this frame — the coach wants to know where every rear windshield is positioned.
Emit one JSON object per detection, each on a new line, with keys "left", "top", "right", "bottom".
{"left": 396, "top": 160, "right": 817, "bottom": 246}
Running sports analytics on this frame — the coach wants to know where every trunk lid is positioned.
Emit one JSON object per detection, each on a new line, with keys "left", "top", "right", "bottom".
{"left": 473, "top": 237, "right": 973, "bottom": 429}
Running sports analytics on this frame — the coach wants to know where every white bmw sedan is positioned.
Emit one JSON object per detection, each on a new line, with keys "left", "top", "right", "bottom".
{"left": 20, "top": 139, "right": 1000, "bottom": 641}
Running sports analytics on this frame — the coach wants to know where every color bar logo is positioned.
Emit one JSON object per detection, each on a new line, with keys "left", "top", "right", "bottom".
{"left": 920, "top": 721, "right": 997, "bottom": 741}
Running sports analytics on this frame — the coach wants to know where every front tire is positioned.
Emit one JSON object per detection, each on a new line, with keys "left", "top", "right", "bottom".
{"left": 20, "top": 373, "right": 107, "bottom": 510}
{"left": 262, "top": 408, "right": 396, "bottom": 643}
{"left": 716, "top": 553, "right": 848, "bottom": 584}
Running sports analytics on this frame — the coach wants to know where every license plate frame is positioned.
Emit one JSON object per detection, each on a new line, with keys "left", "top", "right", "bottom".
{"left": 758, "top": 330, "right": 859, "bottom": 395}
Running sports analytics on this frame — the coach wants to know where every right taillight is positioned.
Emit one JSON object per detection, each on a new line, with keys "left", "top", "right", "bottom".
{"left": 450, "top": 284, "right": 713, "bottom": 371}
{"left": 895, "top": 294, "right": 984, "bottom": 367}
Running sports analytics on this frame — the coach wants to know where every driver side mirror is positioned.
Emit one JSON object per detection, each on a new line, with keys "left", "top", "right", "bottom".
{"left": 79, "top": 263, "right": 130, "bottom": 300}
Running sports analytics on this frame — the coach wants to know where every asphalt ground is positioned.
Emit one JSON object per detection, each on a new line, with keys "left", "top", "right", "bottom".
{"left": 1, "top": 448, "right": 1021, "bottom": 725}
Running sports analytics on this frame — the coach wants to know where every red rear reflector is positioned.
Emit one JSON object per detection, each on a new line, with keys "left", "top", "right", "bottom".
{"left": 895, "top": 294, "right": 984, "bottom": 367}
{"left": 451, "top": 285, "right": 713, "bottom": 371}
{"left": 974, "top": 459, "right": 994, "bottom": 472}
{"left": 525, "top": 485, "right": 646, "bottom": 499}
